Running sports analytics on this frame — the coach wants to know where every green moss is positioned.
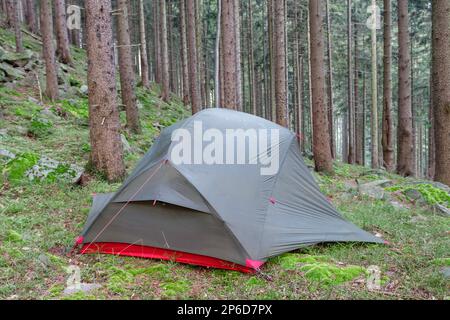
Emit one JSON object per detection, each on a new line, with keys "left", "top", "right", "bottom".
{"left": 160, "top": 280, "right": 191, "bottom": 298}
{"left": 432, "top": 258, "right": 450, "bottom": 267}
{"left": 299, "top": 263, "right": 366, "bottom": 287}
{"left": 278, "top": 254, "right": 329, "bottom": 270}
{"left": 245, "top": 277, "right": 265, "bottom": 288}
{"left": 59, "top": 99, "right": 89, "bottom": 120}
{"left": 386, "top": 184, "right": 450, "bottom": 208}
{"left": 5, "top": 229, "right": 23, "bottom": 243}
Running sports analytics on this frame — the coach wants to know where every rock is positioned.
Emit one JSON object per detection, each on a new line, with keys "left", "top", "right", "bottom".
{"left": 0, "top": 62, "right": 25, "bottom": 81}
{"left": 12, "top": 125, "right": 28, "bottom": 136}
{"left": 27, "top": 96, "right": 41, "bottom": 105}
{"left": 63, "top": 283, "right": 102, "bottom": 296}
{"left": 0, "top": 149, "right": 15, "bottom": 159}
{"left": 0, "top": 128, "right": 8, "bottom": 136}
{"left": 23, "top": 59, "right": 36, "bottom": 71}
{"left": 358, "top": 180, "right": 393, "bottom": 200}
{"left": 390, "top": 200, "right": 407, "bottom": 210}
{"left": 441, "top": 267, "right": 450, "bottom": 278}
{"left": 79, "top": 85, "right": 88, "bottom": 95}
{"left": 0, "top": 46, "right": 5, "bottom": 60}
{"left": 121, "top": 134, "right": 132, "bottom": 154}
{"left": 433, "top": 204, "right": 450, "bottom": 216}
{"left": 0, "top": 69, "right": 5, "bottom": 82}
{"left": 1, "top": 49, "right": 33, "bottom": 67}
{"left": 38, "top": 254, "right": 51, "bottom": 269}
{"left": 404, "top": 188, "right": 423, "bottom": 201}
{"left": 40, "top": 108, "right": 60, "bottom": 120}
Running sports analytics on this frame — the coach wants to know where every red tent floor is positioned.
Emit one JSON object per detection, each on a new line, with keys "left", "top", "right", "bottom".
{"left": 80, "top": 242, "right": 264, "bottom": 274}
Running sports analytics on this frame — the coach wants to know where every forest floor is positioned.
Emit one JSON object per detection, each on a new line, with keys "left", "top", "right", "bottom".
{"left": 0, "top": 28, "right": 449, "bottom": 300}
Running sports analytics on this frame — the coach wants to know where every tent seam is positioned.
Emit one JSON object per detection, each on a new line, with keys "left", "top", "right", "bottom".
{"left": 255, "top": 134, "right": 296, "bottom": 260}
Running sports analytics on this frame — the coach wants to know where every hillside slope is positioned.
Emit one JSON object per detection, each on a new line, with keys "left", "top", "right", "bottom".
{"left": 0, "top": 28, "right": 448, "bottom": 300}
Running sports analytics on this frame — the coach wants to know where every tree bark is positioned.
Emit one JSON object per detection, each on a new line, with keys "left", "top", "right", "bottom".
{"left": 432, "top": 0, "right": 450, "bottom": 185}
{"left": 370, "top": 0, "right": 379, "bottom": 169}
{"left": 396, "top": 0, "right": 414, "bottom": 176}
{"left": 325, "top": 0, "right": 334, "bottom": 159}
{"left": 116, "top": 0, "right": 141, "bottom": 133}
{"left": 180, "top": 0, "right": 191, "bottom": 106}
{"left": 382, "top": 0, "right": 395, "bottom": 172}
{"left": 234, "top": 0, "right": 243, "bottom": 111}
{"left": 54, "top": 0, "right": 73, "bottom": 65}
{"left": 138, "top": 0, "right": 150, "bottom": 88}
{"left": 247, "top": 0, "right": 257, "bottom": 115}
{"left": 23, "top": 0, "right": 37, "bottom": 34}
{"left": 85, "top": 0, "right": 125, "bottom": 182}
{"left": 187, "top": 0, "right": 201, "bottom": 113}
{"left": 158, "top": 0, "right": 170, "bottom": 102}
{"left": 355, "top": 25, "right": 364, "bottom": 165}
{"left": 214, "top": 0, "right": 222, "bottom": 108}
{"left": 222, "top": 0, "right": 237, "bottom": 109}
{"left": 40, "top": 0, "right": 59, "bottom": 101}
{"left": 347, "top": 0, "right": 355, "bottom": 164}
{"left": 309, "top": 0, "right": 334, "bottom": 174}
{"left": 274, "top": 0, "right": 288, "bottom": 127}
{"left": 8, "top": 0, "right": 23, "bottom": 53}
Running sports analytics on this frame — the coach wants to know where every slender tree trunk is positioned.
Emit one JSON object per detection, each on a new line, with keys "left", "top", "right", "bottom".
{"left": 138, "top": 0, "right": 150, "bottom": 88}
{"left": 158, "top": 0, "right": 170, "bottom": 102}
{"left": 8, "top": 0, "right": 23, "bottom": 53}
{"left": 273, "top": 0, "right": 288, "bottom": 127}
{"left": 325, "top": 0, "right": 334, "bottom": 159}
{"left": 355, "top": 25, "right": 364, "bottom": 165}
{"left": 222, "top": 0, "right": 237, "bottom": 109}
{"left": 247, "top": 0, "right": 257, "bottom": 115}
{"left": 234, "top": 0, "right": 243, "bottom": 111}
{"left": 268, "top": 0, "right": 275, "bottom": 121}
{"left": 396, "top": 0, "right": 414, "bottom": 176}
{"left": 40, "top": 0, "right": 58, "bottom": 101}
{"left": 309, "top": 0, "right": 333, "bottom": 173}
{"left": 154, "top": 2, "right": 161, "bottom": 85}
{"left": 116, "top": 0, "right": 141, "bottom": 133}
{"left": 370, "top": 0, "right": 379, "bottom": 169}
{"left": 382, "top": 0, "right": 395, "bottom": 172}
{"left": 187, "top": 0, "right": 201, "bottom": 113}
{"left": 85, "top": 0, "right": 125, "bottom": 182}
{"left": 214, "top": 0, "right": 222, "bottom": 107}
{"left": 428, "top": 76, "right": 435, "bottom": 179}
{"left": 180, "top": 0, "right": 190, "bottom": 106}
{"left": 54, "top": 0, "right": 73, "bottom": 64}
{"left": 347, "top": 0, "right": 355, "bottom": 164}
{"left": 432, "top": 0, "right": 450, "bottom": 185}
{"left": 24, "top": 0, "right": 37, "bottom": 34}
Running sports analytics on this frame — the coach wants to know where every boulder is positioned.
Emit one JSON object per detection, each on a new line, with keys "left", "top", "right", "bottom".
{"left": 40, "top": 108, "right": 60, "bottom": 121}
{"left": 1, "top": 49, "right": 33, "bottom": 67}
{"left": 441, "top": 267, "right": 450, "bottom": 279}
{"left": 0, "top": 149, "right": 15, "bottom": 159}
{"left": 63, "top": 283, "right": 102, "bottom": 296}
{"left": 79, "top": 85, "right": 88, "bottom": 95}
{"left": 358, "top": 180, "right": 393, "bottom": 200}
{"left": 433, "top": 204, "right": 450, "bottom": 216}
{"left": 0, "top": 62, "right": 25, "bottom": 81}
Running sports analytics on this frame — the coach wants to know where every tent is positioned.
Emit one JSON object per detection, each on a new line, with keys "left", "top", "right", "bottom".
{"left": 78, "top": 108, "right": 383, "bottom": 273}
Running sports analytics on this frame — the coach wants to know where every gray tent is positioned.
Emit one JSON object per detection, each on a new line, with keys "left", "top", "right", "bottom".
{"left": 79, "top": 108, "right": 383, "bottom": 273}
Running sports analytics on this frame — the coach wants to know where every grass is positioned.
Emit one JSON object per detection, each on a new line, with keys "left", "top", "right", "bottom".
{"left": 0, "top": 29, "right": 449, "bottom": 300}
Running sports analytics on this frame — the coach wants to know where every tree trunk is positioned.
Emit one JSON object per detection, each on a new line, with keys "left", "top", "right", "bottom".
{"left": 116, "top": 0, "right": 141, "bottom": 133}
{"left": 158, "top": 0, "right": 170, "bottom": 102}
{"left": 138, "top": 0, "right": 150, "bottom": 88}
{"left": 273, "top": 0, "right": 288, "bottom": 127}
{"left": 8, "top": 0, "right": 23, "bottom": 53}
{"left": 40, "top": 0, "right": 59, "bottom": 101}
{"left": 355, "top": 25, "right": 364, "bottom": 165}
{"left": 309, "top": 0, "right": 334, "bottom": 174}
{"left": 396, "top": 0, "right": 414, "bottom": 176}
{"left": 382, "top": 0, "right": 395, "bottom": 172}
{"left": 85, "top": 0, "right": 125, "bottom": 182}
{"left": 432, "top": 0, "right": 450, "bottom": 185}
{"left": 54, "top": 0, "right": 73, "bottom": 65}
{"left": 234, "top": 0, "right": 243, "bottom": 111}
{"left": 347, "top": 0, "right": 355, "bottom": 164}
{"left": 325, "top": 0, "right": 334, "bottom": 159}
{"left": 186, "top": 0, "right": 201, "bottom": 113}
{"left": 247, "top": 0, "right": 257, "bottom": 115}
{"left": 428, "top": 76, "right": 435, "bottom": 179}
{"left": 222, "top": 0, "right": 237, "bottom": 109}
{"left": 180, "top": 0, "right": 191, "bottom": 106}
{"left": 370, "top": 0, "right": 379, "bottom": 169}
{"left": 214, "top": 0, "right": 222, "bottom": 108}
{"left": 24, "top": 0, "right": 37, "bottom": 34}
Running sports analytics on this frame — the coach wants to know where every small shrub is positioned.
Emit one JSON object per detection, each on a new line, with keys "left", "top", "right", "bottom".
{"left": 28, "top": 116, "right": 53, "bottom": 137}
{"left": 386, "top": 184, "right": 450, "bottom": 208}
{"left": 3, "top": 152, "right": 39, "bottom": 182}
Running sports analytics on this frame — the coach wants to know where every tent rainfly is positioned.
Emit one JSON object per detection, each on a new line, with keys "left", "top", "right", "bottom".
{"left": 78, "top": 108, "right": 383, "bottom": 273}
